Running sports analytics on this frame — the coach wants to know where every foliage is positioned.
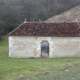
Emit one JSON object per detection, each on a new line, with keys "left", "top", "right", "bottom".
{"left": 0, "top": 36, "right": 80, "bottom": 80}
{"left": 0, "top": 0, "right": 80, "bottom": 34}
{"left": 0, "top": 24, "right": 6, "bottom": 40}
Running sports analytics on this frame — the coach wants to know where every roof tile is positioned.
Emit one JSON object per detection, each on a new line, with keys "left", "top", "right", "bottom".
{"left": 9, "top": 22, "right": 80, "bottom": 37}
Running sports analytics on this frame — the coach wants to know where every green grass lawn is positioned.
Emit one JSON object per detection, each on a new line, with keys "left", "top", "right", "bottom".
{"left": 0, "top": 36, "right": 80, "bottom": 80}
{"left": 28, "top": 63, "right": 80, "bottom": 80}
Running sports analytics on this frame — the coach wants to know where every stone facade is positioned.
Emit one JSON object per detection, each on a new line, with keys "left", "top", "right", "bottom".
{"left": 9, "top": 36, "right": 80, "bottom": 58}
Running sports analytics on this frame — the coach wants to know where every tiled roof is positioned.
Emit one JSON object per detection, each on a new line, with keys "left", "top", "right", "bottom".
{"left": 9, "top": 22, "right": 80, "bottom": 37}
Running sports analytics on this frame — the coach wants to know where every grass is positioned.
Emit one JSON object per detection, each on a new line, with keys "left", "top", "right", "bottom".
{"left": 0, "top": 36, "right": 80, "bottom": 80}
{"left": 28, "top": 64, "right": 80, "bottom": 80}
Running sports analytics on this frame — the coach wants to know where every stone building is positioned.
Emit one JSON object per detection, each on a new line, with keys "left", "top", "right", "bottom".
{"left": 9, "top": 22, "right": 80, "bottom": 58}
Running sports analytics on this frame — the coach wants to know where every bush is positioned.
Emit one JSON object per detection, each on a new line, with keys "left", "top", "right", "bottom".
{"left": 0, "top": 36, "right": 3, "bottom": 41}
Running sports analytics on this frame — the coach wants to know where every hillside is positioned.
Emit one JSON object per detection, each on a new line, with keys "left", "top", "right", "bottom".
{"left": 45, "top": 5, "right": 80, "bottom": 23}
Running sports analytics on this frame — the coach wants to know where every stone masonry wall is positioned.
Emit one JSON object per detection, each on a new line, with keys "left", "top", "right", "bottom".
{"left": 9, "top": 36, "right": 39, "bottom": 58}
{"left": 9, "top": 36, "right": 80, "bottom": 58}
{"left": 51, "top": 37, "right": 80, "bottom": 57}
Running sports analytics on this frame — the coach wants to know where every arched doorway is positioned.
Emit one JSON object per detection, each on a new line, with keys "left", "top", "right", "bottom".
{"left": 41, "top": 41, "right": 49, "bottom": 58}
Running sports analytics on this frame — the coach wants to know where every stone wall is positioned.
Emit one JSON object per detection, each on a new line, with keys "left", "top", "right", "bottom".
{"left": 51, "top": 37, "right": 80, "bottom": 57}
{"left": 9, "top": 36, "right": 80, "bottom": 58}
{"left": 9, "top": 36, "right": 39, "bottom": 58}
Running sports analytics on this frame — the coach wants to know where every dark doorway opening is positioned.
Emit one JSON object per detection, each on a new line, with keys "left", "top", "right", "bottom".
{"left": 41, "top": 41, "right": 49, "bottom": 58}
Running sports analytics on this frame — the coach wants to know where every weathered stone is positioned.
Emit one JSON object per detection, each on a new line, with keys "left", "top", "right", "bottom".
{"left": 9, "top": 36, "right": 80, "bottom": 58}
